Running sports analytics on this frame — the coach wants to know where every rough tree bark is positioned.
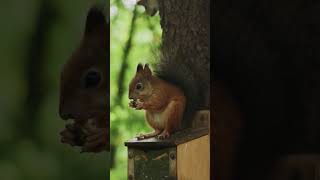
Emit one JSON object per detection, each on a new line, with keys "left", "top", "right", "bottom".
{"left": 158, "top": 0, "right": 210, "bottom": 108}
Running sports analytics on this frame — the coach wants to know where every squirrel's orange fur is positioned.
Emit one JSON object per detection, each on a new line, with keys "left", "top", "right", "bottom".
{"left": 129, "top": 63, "right": 186, "bottom": 139}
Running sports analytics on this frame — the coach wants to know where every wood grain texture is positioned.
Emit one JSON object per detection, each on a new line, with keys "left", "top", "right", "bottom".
{"left": 177, "top": 135, "right": 210, "bottom": 180}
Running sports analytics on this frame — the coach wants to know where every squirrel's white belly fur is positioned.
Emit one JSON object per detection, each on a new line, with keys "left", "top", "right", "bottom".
{"left": 150, "top": 112, "right": 165, "bottom": 129}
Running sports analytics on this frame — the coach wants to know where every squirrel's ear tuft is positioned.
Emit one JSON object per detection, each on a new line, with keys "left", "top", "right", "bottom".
{"left": 137, "top": 63, "right": 143, "bottom": 73}
{"left": 144, "top": 63, "right": 150, "bottom": 70}
{"left": 144, "top": 64, "right": 152, "bottom": 77}
{"left": 85, "top": 7, "right": 106, "bottom": 37}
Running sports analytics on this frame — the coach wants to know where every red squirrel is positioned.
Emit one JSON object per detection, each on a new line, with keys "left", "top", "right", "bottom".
{"left": 128, "top": 63, "right": 186, "bottom": 139}
{"left": 59, "top": 6, "right": 109, "bottom": 153}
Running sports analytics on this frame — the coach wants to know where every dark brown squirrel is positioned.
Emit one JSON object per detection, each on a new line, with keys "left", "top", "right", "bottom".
{"left": 59, "top": 6, "right": 109, "bottom": 153}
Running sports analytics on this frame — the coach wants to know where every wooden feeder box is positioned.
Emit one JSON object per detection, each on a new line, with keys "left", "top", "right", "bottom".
{"left": 125, "top": 110, "right": 210, "bottom": 180}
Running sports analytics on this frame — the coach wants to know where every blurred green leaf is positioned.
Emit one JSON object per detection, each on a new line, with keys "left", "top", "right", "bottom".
{"left": 110, "top": 1, "right": 162, "bottom": 179}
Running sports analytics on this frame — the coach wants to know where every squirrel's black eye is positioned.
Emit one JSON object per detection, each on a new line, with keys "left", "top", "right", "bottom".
{"left": 83, "top": 69, "right": 102, "bottom": 89}
{"left": 136, "top": 83, "right": 143, "bottom": 90}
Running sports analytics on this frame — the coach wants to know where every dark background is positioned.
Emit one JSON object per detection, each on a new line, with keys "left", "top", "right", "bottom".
{"left": 214, "top": 0, "right": 320, "bottom": 179}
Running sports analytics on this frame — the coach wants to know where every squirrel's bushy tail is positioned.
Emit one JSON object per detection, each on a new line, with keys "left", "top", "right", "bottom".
{"left": 153, "top": 52, "right": 205, "bottom": 128}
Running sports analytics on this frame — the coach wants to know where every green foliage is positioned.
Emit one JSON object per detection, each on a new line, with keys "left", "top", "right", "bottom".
{"left": 110, "top": 0, "right": 162, "bottom": 179}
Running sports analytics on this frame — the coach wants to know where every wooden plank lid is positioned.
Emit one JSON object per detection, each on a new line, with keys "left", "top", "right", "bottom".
{"left": 124, "top": 127, "right": 209, "bottom": 148}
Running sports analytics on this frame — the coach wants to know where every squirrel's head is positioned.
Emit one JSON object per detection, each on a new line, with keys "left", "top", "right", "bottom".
{"left": 59, "top": 7, "right": 108, "bottom": 124}
{"left": 128, "top": 63, "right": 154, "bottom": 101}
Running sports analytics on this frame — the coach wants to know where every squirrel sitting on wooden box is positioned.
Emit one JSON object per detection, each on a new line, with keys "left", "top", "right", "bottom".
{"left": 128, "top": 53, "right": 209, "bottom": 140}
{"left": 128, "top": 63, "right": 186, "bottom": 139}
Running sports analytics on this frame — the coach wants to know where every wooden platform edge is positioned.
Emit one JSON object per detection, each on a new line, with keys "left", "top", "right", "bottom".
{"left": 124, "top": 127, "right": 209, "bottom": 148}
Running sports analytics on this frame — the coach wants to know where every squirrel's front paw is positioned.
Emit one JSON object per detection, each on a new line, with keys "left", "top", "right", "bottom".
{"left": 60, "top": 123, "right": 85, "bottom": 147}
{"left": 129, "top": 99, "right": 137, "bottom": 108}
{"left": 135, "top": 100, "right": 144, "bottom": 110}
{"left": 80, "top": 122, "right": 108, "bottom": 153}
{"left": 81, "top": 128, "right": 108, "bottom": 153}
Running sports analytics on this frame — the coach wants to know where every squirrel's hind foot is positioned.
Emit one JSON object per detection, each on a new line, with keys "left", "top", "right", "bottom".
{"left": 157, "top": 131, "right": 170, "bottom": 140}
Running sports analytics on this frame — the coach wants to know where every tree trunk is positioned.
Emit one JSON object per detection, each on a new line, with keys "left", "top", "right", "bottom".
{"left": 157, "top": 0, "right": 211, "bottom": 177}
{"left": 158, "top": 0, "right": 210, "bottom": 108}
